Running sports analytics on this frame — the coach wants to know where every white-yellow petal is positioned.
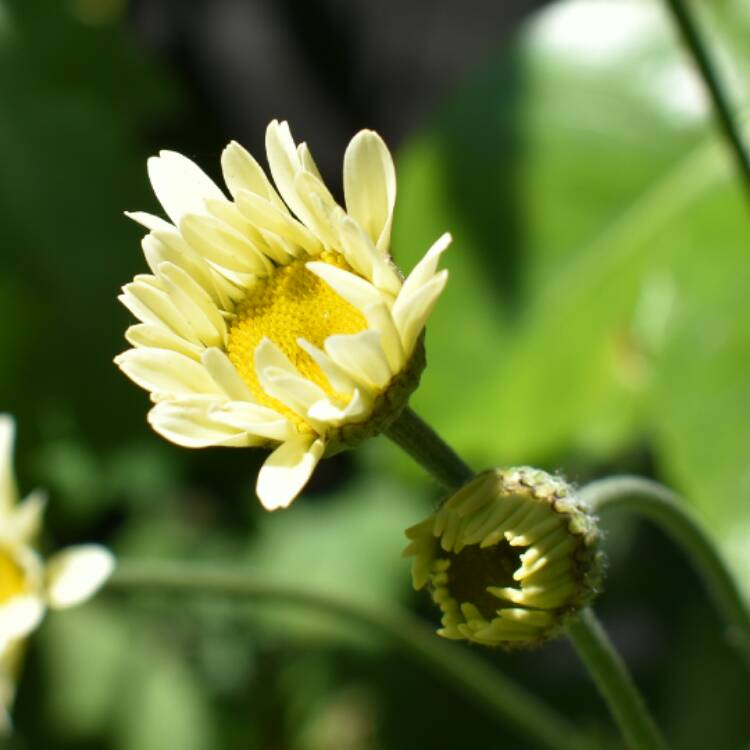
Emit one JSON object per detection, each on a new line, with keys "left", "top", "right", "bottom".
{"left": 0, "top": 596, "right": 44, "bottom": 643}
{"left": 343, "top": 130, "right": 396, "bottom": 253}
{"left": 221, "top": 140, "right": 286, "bottom": 209}
{"left": 208, "top": 402, "right": 295, "bottom": 443}
{"left": 125, "top": 210, "right": 176, "bottom": 234}
{"left": 147, "top": 398, "right": 258, "bottom": 448}
{"left": 297, "top": 142, "right": 323, "bottom": 181}
{"left": 264, "top": 120, "right": 313, "bottom": 228}
{"left": 157, "top": 262, "right": 227, "bottom": 347}
{"left": 142, "top": 231, "right": 232, "bottom": 312}
{"left": 205, "top": 198, "right": 296, "bottom": 264}
{"left": 256, "top": 435, "right": 325, "bottom": 511}
{"left": 396, "top": 232, "right": 451, "bottom": 305}
{"left": 393, "top": 270, "right": 449, "bottom": 355}
{"left": 293, "top": 171, "right": 340, "bottom": 249}
{"left": 114, "top": 349, "right": 223, "bottom": 399}
{"left": 0, "top": 416, "right": 17, "bottom": 516}
{"left": 306, "top": 262, "right": 382, "bottom": 313}
{"left": 180, "top": 213, "right": 273, "bottom": 276}
{"left": 307, "top": 389, "right": 370, "bottom": 424}
{"left": 125, "top": 323, "right": 204, "bottom": 360}
{"left": 119, "top": 280, "right": 199, "bottom": 344}
{"left": 297, "top": 165, "right": 336, "bottom": 211}
{"left": 147, "top": 150, "right": 225, "bottom": 226}
{"left": 254, "top": 337, "right": 300, "bottom": 378}
{"left": 258, "top": 367, "right": 329, "bottom": 420}
{"left": 9, "top": 491, "right": 46, "bottom": 545}
{"left": 201, "top": 348, "right": 256, "bottom": 402}
{"left": 296, "top": 338, "right": 357, "bottom": 395}
{"left": 362, "top": 302, "right": 405, "bottom": 372}
{"left": 44, "top": 545, "right": 115, "bottom": 610}
{"left": 235, "top": 190, "right": 322, "bottom": 257}
{"left": 337, "top": 215, "right": 401, "bottom": 296}
{"left": 324, "top": 330, "right": 392, "bottom": 390}
{"left": 258, "top": 228, "right": 300, "bottom": 263}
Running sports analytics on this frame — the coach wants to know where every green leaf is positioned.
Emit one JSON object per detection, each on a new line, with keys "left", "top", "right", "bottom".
{"left": 245, "top": 475, "right": 430, "bottom": 644}
{"left": 648, "top": 176, "right": 750, "bottom": 596}
{"left": 395, "top": 0, "right": 713, "bottom": 461}
{"left": 40, "top": 602, "right": 130, "bottom": 738}
{"left": 114, "top": 636, "right": 215, "bottom": 750}
{"left": 393, "top": 0, "right": 750, "bottom": 591}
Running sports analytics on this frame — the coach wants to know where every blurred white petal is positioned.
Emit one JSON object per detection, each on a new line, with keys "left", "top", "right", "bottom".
{"left": 45, "top": 546, "right": 115, "bottom": 610}
{"left": 147, "top": 150, "right": 225, "bottom": 226}
{"left": 343, "top": 130, "right": 396, "bottom": 252}
{"left": 0, "top": 596, "right": 43, "bottom": 643}
{"left": 256, "top": 436, "right": 325, "bottom": 511}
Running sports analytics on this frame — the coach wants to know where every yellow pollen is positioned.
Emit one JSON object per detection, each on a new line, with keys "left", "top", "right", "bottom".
{"left": 226, "top": 252, "right": 368, "bottom": 422}
{"left": 0, "top": 549, "right": 26, "bottom": 604}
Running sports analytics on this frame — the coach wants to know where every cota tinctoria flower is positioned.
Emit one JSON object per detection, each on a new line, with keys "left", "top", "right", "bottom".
{"left": 404, "top": 468, "right": 604, "bottom": 648}
{"left": 0, "top": 416, "right": 114, "bottom": 730}
{"left": 115, "top": 121, "right": 449, "bottom": 511}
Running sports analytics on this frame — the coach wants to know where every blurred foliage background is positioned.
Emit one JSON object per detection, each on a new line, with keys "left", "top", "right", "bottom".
{"left": 1, "top": 0, "right": 749, "bottom": 747}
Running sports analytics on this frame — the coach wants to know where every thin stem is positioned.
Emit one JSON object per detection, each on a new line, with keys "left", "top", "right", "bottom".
{"left": 385, "top": 407, "right": 474, "bottom": 491}
{"left": 567, "top": 609, "right": 667, "bottom": 750}
{"left": 661, "top": 0, "right": 750, "bottom": 201}
{"left": 109, "top": 561, "right": 581, "bottom": 750}
{"left": 384, "top": 414, "right": 670, "bottom": 748}
{"left": 581, "top": 475, "right": 750, "bottom": 671}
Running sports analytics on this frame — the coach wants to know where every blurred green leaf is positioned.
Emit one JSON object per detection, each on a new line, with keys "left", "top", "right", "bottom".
{"left": 394, "top": 0, "right": 750, "bottom": 597}
{"left": 647, "top": 176, "right": 750, "bottom": 597}
{"left": 114, "top": 635, "right": 215, "bottom": 750}
{"left": 395, "top": 0, "right": 710, "bottom": 462}
{"left": 40, "top": 602, "right": 130, "bottom": 738}
{"left": 246, "top": 475, "right": 430, "bottom": 644}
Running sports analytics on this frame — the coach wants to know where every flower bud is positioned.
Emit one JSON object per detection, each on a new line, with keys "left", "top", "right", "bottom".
{"left": 403, "top": 467, "right": 604, "bottom": 648}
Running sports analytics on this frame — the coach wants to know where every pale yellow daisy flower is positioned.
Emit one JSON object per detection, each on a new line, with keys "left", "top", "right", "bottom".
{"left": 0, "top": 416, "right": 114, "bottom": 731}
{"left": 116, "top": 120, "right": 450, "bottom": 510}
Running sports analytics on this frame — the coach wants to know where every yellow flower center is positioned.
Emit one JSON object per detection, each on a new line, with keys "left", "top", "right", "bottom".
{"left": 0, "top": 549, "right": 27, "bottom": 604}
{"left": 226, "top": 252, "right": 367, "bottom": 420}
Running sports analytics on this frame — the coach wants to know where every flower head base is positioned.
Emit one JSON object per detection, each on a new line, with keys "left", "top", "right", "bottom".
{"left": 116, "top": 121, "right": 449, "bottom": 510}
{"left": 0, "top": 416, "right": 114, "bottom": 732}
{"left": 404, "top": 468, "right": 604, "bottom": 648}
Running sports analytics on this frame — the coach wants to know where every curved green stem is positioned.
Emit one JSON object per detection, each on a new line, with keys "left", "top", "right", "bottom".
{"left": 109, "top": 561, "right": 582, "bottom": 750}
{"left": 660, "top": 0, "right": 750, "bottom": 203}
{"left": 567, "top": 609, "right": 667, "bottom": 750}
{"left": 581, "top": 475, "right": 750, "bottom": 671}
{"left": 386, "top": 407, "right": 474, "bottom": 491}
{"left": 385, "top": 417, "right": 672, "bottom": 747}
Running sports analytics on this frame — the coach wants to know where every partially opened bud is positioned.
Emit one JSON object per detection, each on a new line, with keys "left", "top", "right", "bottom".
{"left": 404, "top": 467, "right": 604, "bottom": 648}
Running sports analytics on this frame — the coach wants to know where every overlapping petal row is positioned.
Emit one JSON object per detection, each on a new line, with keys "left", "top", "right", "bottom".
{"left": 404, "top": 468, "right": 603, "bottom": 648}
{"left": 116, "top": 121, "right": 450, "bottom": 510}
